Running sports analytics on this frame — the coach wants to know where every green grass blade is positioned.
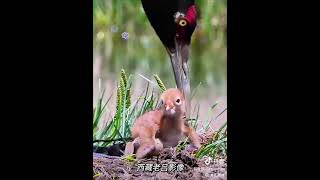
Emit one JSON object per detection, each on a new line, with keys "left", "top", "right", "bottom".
{"left": 153, "top": 74, "right": 166, "bottom": 92}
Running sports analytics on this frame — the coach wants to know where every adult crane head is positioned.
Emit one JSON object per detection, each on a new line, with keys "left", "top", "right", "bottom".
{"left": 141, "top": 0, "right": 197, "bottom": 117}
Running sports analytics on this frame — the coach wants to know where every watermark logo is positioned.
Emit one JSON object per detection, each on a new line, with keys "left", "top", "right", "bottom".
{"left": 204, "top": 156, "right": 212, "bottom": 165}
{"left": 136, "top": 163, "right": 185, "bottom": 172}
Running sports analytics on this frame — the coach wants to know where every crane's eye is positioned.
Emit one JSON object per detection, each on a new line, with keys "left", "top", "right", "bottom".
{"left": 179, "top": 19, "right": 187, "bottom": 26}
{"left": 176, "top": 98, "right": 181, "bottom": 104}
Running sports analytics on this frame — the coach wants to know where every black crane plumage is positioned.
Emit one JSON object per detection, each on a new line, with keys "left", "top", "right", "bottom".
{"left": 141, "top": 0, "right": 197, "bottom": 117}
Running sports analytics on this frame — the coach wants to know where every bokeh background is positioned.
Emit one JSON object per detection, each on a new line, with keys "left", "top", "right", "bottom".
{"left": 93, "top": 0, "right": 227, "bottom": 130}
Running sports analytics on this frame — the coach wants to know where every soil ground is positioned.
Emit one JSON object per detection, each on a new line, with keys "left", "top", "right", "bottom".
{"left": 93, "top": 134, "right": 227, "bottom": 180}
{"left": 93, "top": 151, "right": 226, "bottom": 180}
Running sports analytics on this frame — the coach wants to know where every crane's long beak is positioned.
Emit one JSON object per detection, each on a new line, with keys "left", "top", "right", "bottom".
{"left": 166, "top": 41, "right": 191, "bottom": 118}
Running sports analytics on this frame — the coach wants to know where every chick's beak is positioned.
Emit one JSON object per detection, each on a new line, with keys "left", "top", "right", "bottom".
{"left": 164, "top": 102, "right": 176, "bottom": 114}
{"left": 164, "top": 102, "right": 173, "bottom": 111}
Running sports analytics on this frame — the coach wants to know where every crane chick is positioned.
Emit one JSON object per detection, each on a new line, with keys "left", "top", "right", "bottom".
{"left": 124, "top": 88, "right": 201, "bottom": 159}
{"left": 157, "top": 88, "right": 201, "bottom": 149}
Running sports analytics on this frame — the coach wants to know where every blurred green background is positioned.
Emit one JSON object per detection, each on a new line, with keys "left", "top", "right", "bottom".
{"left": 93, "top": 0, "right": 226, "bottom": 100}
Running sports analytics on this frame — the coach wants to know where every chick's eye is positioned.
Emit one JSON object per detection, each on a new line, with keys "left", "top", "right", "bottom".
{"left": 176, "top": 98, "right": 181, "bottom": 103}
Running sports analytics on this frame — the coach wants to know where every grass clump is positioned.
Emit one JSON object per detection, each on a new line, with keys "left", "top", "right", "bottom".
{"left": 196, "top": 121, "right": 227, "bottom": 159}
{"left": 93, "top": 70, "right": 162, "bottom": 147}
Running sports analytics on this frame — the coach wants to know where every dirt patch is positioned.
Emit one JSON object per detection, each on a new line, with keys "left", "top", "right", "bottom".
{"left": 93, "top": 148, "right": 227, "bottom": 180}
